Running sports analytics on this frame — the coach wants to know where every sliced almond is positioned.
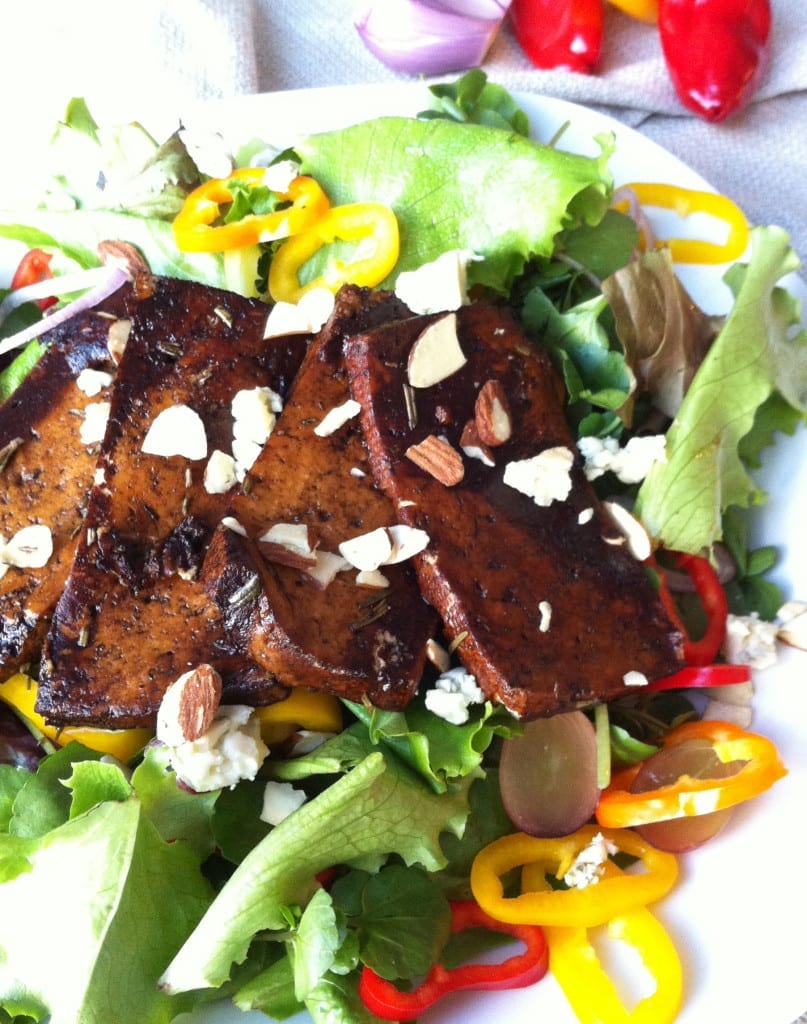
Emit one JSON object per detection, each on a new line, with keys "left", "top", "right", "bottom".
{"left": 475, "top": 379, "right": 512, "bottom": 447}
{"left": 157, "top": 664, "right": 223, "bottom": 745}
{"left": 304, "top": 550, "right": 353, "bottom": 590}
{"left": 407, "top": 312, "right": 466, "bottom": 389}
{"left": 777, "top": 600, "right": 807, "bottom": 650}
{"left": 338, "top": 527, "right": 393, "bottom": 572}
{"left": 386, "top": 524, "right": 430, "bottom": 563}
{"left": 460, "top": 419, "right": 495, "bottom": 467}
{"left": 406, "top": 434, "right": 464, "bottom": 486}
{"left": 98, "top": 239, "right": 150, "bottom": 278}
{"left": 107, "top": 318, "right": 132, "bottom": 365}
{"left": 258, "top": 523, "right": 318, "bottom": 570}
{"left": 425, "top": 638, "right": 451, "bottom": 673}
{"left": 601, "top": 501, "right": 653, "bottom": 562}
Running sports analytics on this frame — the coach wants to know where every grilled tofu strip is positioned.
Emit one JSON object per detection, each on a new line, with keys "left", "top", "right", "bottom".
{"left": 0, "top": 284, "right": 136, "bottom": 682}
{"left": 37, "top": 277, "right": 307, "bottom": 727}
{"left": 345, "top": 302, "right": 686, "bottom": 719}
{"left": 202, "top": 285, "right": 438, "bottom": 710}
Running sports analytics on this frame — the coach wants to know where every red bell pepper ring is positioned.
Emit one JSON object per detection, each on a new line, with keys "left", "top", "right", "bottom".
{"left": 656, "top": 551, "right": 728, "bottom": 666}
{"left": 10, "top": 248, "right": 57, "bottom": 310}
{"left": 657, "top": 0, "right": 772, "bottom": 123}
{"left": 357, "top": 899, "right": 548, "bottom": 1021}
{"left": 646, "top": 662, "right": 752, "bottom": 692}
{"left": 509, "top": 0, "right": 604, "bottom": 74}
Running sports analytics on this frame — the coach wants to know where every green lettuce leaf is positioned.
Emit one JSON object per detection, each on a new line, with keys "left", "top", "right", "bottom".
{"left": 419, "top": 69, "right": 530, "bottom": 135}
{"left": 0, "top": 798, "right": 212, "bottom": 1024}
{"left": 0, "top": 214, "right": 226, "bottom": 284}
{"left": 635, "top": 226, "right": 807, "bottom": 554}
{"left": 295, "top": 116, "right": 613, "bottom": 293}
{"left": 160, "top": 750, "right": 474, "bottom": 995}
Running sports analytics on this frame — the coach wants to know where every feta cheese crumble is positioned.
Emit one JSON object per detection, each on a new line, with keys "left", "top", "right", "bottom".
{"left": 563, "top": 832, "right": 618, "bottom": 890}
{"left": 577, "top": 434, "right": 666, "bottom": 485}
{"left": 722, "top": 613, "right": 779, "bottom": 670}
{"left": 394, "top": 249, "right": 479, "bottom": 314}
{"left": 163, "top": 705, "right": 268, "bottom": 792}
{"left": 425, "top": 666, "right": 485, "bottom": 725}
{"left": 260, "top": 781, "right": 308, "bottom": 826}
{"left": 503, "top": 446, "right": 574, "bottom": 506}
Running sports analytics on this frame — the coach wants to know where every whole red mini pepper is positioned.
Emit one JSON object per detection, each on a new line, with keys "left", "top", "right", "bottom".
{"left": 657, "top": 0, "right": 772, "bottom": 122}
{"left": 10, "top": 248, "right": 57, "bottom": 310}
{"left": 509, "top": 0, "right": 605, "bottom": 74}
{"left": 357, "top": 899, "right": 548, "bottom": 1021}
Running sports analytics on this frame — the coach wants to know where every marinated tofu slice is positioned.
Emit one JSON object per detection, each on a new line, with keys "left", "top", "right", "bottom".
{"left": 345, "top": 303, "right": 686, "bottom": 719}
{"left": 37, "top": 277, "right": 308, "bottom": 727}
{"left": 202, "top": 285, "right": 438, "bottom": 710}
{"left": 0, "top": 283, "right": 137, "bottom": 682}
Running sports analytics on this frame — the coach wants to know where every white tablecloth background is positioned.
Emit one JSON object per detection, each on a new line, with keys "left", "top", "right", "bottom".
{"left": 4, "top": 3, "right": 806, "bottom": 1021}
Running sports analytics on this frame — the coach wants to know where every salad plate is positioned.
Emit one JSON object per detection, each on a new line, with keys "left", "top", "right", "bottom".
{"left": 3, "top": 83, "right": 807, "bottom": 1024}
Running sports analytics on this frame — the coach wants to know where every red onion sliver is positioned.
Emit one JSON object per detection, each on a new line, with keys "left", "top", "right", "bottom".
{"left": 0, "top": 265, "right": 130, "bottom": 357}
{"left": 355, "top": 0, "right": 511, "bottom": 76}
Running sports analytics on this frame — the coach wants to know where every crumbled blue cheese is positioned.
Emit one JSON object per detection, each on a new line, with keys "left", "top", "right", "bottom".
{"left": 164, "top": 705, "right": 268, "bottom": 792}
{"left": 141, "top": 404, "right": 207, "bottom": 460}
{"left": 76, "top": 368, "right": 113, "bottom": 397}
{"left": 503, "top": 446, "right": 574, "bottom": 507}
{"left": 80, "top": 401, "right": 111, "bottom": 446}
{"left": 577, "top": 434, "right": 666, "bottom": 485}
{"left": 425, "top": 666, "right": 484, "bottom": 725}
{"left": 722, "top": 613, "right": 779, "bottom": 670}
{"left": 260, "top": 781, "right": 308, "bottom": 826}
{"left": 563, "top": 832, "right": 618, "bottom": 890}
{"left": 394, "top": 249, "right": 478, "bottom": 314}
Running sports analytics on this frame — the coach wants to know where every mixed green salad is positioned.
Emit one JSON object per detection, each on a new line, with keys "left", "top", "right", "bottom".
{"left": 0, "top": 72, "right": 806, "bottom": 1024}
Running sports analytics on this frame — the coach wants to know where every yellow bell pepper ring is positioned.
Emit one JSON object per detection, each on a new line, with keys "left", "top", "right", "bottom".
{"left": 0, "top": 672, "right": 152, "bottom": 763}
{"left": 606, "top": 0, "right": 658, "bottom": 23}
{"left": 470, "top": 825, "right": 678, "bottom": 929}
{"left": 546, "top": 905, "right": 683, "bottom": 1024}
{"left": 616, "top": 182, "right": 749, "bottom": 264}
{"left": 254, "top": 688, "right": 343, "bottom": 745}
{"left": 268, "top": 201, "right": 400, "bottom": 303}
{"left": 595, "top": 719, "right": 787, "bottom": 830}
{"left": 172, "top": 168, "right": 331, "bottom": 253}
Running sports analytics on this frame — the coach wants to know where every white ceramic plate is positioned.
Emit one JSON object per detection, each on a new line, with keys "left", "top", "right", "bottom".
{"left": 4, "top": 85, "right": 807, "bottom": 1024}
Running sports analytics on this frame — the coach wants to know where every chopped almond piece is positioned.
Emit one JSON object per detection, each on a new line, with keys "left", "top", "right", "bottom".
{"left": 406, "top": 435, "right": 465, "bottom": 486}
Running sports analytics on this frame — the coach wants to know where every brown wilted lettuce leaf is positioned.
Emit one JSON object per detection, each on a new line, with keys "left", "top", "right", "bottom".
{"left": 602, "top": 248, "right": 723, "bottom": 419}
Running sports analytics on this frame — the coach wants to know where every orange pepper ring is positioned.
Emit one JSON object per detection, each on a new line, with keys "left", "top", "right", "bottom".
{"left": 596, "top": 719, "right": 787, "bottom": 830}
